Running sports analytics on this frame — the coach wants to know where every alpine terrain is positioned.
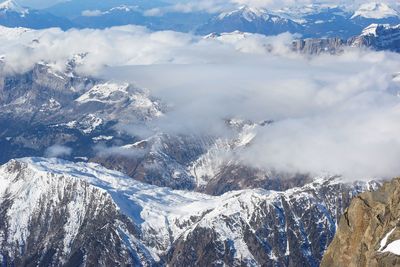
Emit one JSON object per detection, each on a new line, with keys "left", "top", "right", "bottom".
{"left": 0, "top": 0, "right": 399, "bottom": 266}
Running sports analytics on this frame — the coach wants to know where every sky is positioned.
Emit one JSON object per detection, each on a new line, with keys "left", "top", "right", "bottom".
{"left": 18, "top": 0, "right": 64, "bottom": 9}
{"left": 16, "top": 0, "right": 400, "bottom": 10}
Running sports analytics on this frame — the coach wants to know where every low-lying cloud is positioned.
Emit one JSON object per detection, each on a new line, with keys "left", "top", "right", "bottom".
{"left": 103, "top": 49, "right": 400, "bottom": 181}
{"left": 1, "top": 25, "right": 400, "bottom": 180}
{"left": 45, "top": 145, "right": 72, "bottom": 158}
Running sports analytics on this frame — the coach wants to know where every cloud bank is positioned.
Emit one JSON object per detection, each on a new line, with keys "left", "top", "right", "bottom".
{"left": 1, "top": 25, "right": 400, "bottom": 180}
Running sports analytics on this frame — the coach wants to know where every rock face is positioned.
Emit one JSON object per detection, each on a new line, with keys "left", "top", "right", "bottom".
{"left": 292, "top": 38, "right": 345, "bottom": 55}
{"left": 349, "top": 24, "right": 400, "bottom": 52}
{"left": 321, "top": 178, "right": 400, "bottom": 267}
{"left": 0, "top": 158, "right": 155, "bottom": 266}
{"left": 0, "top": 158, "right": 379, "bottom": 267}
{"left": 293, "top": 24, "right": 400, "bottom": 55}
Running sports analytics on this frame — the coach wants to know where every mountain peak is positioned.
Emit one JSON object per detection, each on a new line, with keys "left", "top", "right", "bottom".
{"left": 0, "top": 0, "right": 28, "bottom": 14}
{"left": 218, "top": 6, "right": 269, "bottom": 21}
{"left": 352, "top": 2, "right": 399, "bottom": 19}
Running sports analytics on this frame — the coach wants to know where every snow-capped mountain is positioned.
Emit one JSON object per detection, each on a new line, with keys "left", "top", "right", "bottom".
{"left": 196, "top": 6, "right": 302, "bottom": 36}
{"left": 0, "top": 0, "right": 27, "bottom": 15}
{"left": 352, "top": 2, "right": 399, "bottom": 19}
{"left": 291, "top": 23, "right": 400, "bottom": 54}
{"left": 0, "top": 157, "right": 379, "bottom": 266}
{"left": 195, "top": 3, "right": 400, "bottom": 39}
{"left": 72, "top": 5, "right": 147, "bottom": 29}
{"left": 350, "top": 2, "right": 400, "bottom": 30}
{"left": 0, "top": 0, "right": 74, "bottom": 29}
{"left": 348, "top": 23, "right": 400, "bottom": 53}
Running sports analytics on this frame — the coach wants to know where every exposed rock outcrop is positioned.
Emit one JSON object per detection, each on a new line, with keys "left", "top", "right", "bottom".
{"left": 293, "top": 24, "right": 400, "bottom": 55}
{"left": 321, "top": 178, "right": 400, "bottom": 267}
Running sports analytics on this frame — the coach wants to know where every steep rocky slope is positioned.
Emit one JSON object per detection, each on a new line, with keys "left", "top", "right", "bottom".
{"left": 293, "top": 23, "right": 400, "bottom": 54}
{"left": 0, "top": 158, "right": 156, "bottom": 266}
{"left": 0, "top": 158, "right": 378, "bottom": 266}
{"left": 321, "top": 178, "right": 400, "bottom": 267}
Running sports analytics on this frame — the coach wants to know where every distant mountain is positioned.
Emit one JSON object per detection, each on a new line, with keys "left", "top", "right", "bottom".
{"left": 72, "top": 5, "right": 147, "bottom": 29}
{"left": 197, "top": 6, "right": 302, "bottom": 36}
{"left": 349, "top": 23, "right": 400, "bottom": 52}
{"left": 351, "top": 2, "right": 400, "bottom": 29}
{"left": 44, "top": 0, "right": 167, "bottom": 19}
{"left": 0, "top": 0, "right": 74, "bottom": 29}
{"left": 352, "top": 2, "right": 399, "bottom": 19}
{"left": 292, "top": 23, "right": 400, "bottom": 55}
{"left": 297, "top": 6, "right": 360, "bottom": 38}
{"left": 0, "top": 1, "right": 398, "bottom": 40}
{"left": 197, "top": 3, "right": 400, "bottom": 39}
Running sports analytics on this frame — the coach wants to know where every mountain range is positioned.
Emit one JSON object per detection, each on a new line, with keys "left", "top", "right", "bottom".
{"left": 0, "top": 0, "right": 400, "bottom": 266}
{"left": 0, "top": 157, "right": 378, "bottom": 266}
{"left": 0, "top": 0, "right": 400, "bottom": 40}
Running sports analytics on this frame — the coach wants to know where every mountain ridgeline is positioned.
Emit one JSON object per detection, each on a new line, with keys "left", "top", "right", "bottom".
{"left": 0, "top": 158, "right": 379, "bottom": 266}
{"left": 0, "top": 0, "right": 399, "bottom": 40}
{"left": 0, "top": 1, "right": 399, "bottom": 267}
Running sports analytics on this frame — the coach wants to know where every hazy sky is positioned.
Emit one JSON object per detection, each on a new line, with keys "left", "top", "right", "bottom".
{"left": 18, "top": 0, "right": 64, "bottom": 9}
{"left": 16, "top": 0, "right": 400, "bottom": 10}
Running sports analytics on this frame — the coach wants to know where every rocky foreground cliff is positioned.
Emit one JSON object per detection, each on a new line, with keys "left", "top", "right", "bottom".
{"left": 321, "top": 178, "right": 400, "bottom": 267}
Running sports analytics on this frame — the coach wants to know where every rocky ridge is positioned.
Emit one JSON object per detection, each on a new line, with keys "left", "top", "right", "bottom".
{"left": 0, "top": 157, "right": 379, "bottom": 266}
{"left": 321, "top": 177, "right": 400, "bottom": 267}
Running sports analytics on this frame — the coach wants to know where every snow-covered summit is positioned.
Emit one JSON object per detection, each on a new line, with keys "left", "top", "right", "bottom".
{"left": 352, "top": 2, "right": 399, "bottom": 19}
{"left": 218, "top": 6, "right": 270, "bottom": 22}
{"left": 0, "top": 0, "right": 28, "bottom": 15}
{"left": 360, "top": 23, "right": 399, "bottom": 36}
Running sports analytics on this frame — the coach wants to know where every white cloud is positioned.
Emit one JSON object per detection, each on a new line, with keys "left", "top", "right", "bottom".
{"left": 103, "top": 49, "right": 400, "bottom": 181}
{"left": 45, "top": 145, "right": 72, "bottom": 158}
{"left": 1, "top": 26, "right": 400, "bottom": 180}
{"left": 81, "top": 10, "right": 103, "bottom": 17}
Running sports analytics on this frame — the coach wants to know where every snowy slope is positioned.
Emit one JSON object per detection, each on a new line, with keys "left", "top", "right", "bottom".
{"left": 0, "top": 158, "right": 156, "bottom": 266}
{"left": 0, "top": 157, "right": 379, "bottom": 266}
{"left": 197, "top": 6, "right": 302, "bottom": 36}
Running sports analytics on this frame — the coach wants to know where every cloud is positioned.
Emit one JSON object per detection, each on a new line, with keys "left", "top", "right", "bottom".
{"left": 94, "top": 144, "right": 146, "bottom": 157}
{"left": 81, "top": 10, "right": 103, "bottom": 17}
{"left": 45, "top": 145, "right": 72, "bottom": 158}
{"left": 1, "top": 25, "right": 400, "bottom": 180}
{"left": 0, "top": 26, "right": 293, "bottom": 75}
{"left": 102, "top": 49, "right": 400, "bottom": 181}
